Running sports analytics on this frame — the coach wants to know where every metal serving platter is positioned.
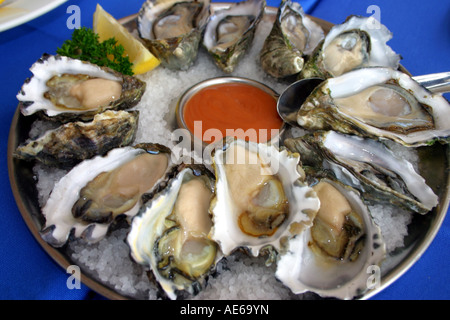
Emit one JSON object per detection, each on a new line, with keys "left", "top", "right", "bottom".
{"left": 7, "top": 4, "right": 450, "bottom": 300}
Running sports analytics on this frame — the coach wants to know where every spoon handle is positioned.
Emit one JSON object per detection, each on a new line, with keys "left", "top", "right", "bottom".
{"left": 413, "top": 72, "right": 450, "bottom": 94}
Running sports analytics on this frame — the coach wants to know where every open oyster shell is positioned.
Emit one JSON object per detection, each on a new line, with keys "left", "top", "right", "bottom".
{"left": 203, "top": 0, "right": 265, "bottom": 73}
{"left": 276, "top": 179, "right": 386, "bottom": 300}
{"left": 209, "top": 138, "right": 320, "bottom": 257}
{"left": 14, "top": 110, "right": 139, "bottom": 168}
{"left": 17, "top": 54, "right": 146, "bottom": 122}
{"left": 40, "top": 143, "right": 172, "bottom": 247}
{"left": 297, "top": 67, "right": 450, "bottom": 147}
{"left": 127, "top": 164, "right": 219, "bottom": 300}
{"left": 299, "top": 15, "right": 401, "bottom": 79}
{"left": 284, "top": 131, "right": 439, "bottom": 214}
{"left": 138, "top": 0, "right": 211, "bottom": 70}
{"left": 259, "top": 0, "right": 324, "bottom": 78}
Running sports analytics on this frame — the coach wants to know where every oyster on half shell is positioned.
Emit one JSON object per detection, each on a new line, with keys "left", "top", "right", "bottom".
{"left": 14, "top": 110, "right": 139, "bottom": 168}
{"left": 138, "top": 0, "right": 211, "bottom": 70}
{"left": 297, "top": 67, "right": 450, "bottom": 147}
{"left": 299, "top": 15, "right": 401, "bottom": 80}
{"left": 127, "top": 164, "right": 219, "bottom": 300}
{"left": 209, "top": 138, "right": 320, "bottom": 257}
{"left": 203, "top": 0, "right": 265, "bottom": 73}
{"left": 17, "top": 54, "right": 146, "bottom": 122}
{"left": 41, "top": 143, "right": 172, "bottom": 247}
{"left": 284, "top": 131, "right": 439, "bottom": 214}
{"left": 276, "top": 179, "right": 386, "bottom": 300}
{"left": 260, "top": 0, "right": 324, "bottom": 78}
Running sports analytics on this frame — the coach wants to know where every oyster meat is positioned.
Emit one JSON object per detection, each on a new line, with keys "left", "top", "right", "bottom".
{"left": 299, "top": 15, "right": 401, "bottom": 79}
{"left": 297, "top": 67, "right": 450, "bottom": 146}
{"left": 14, "top": 110, "right": 139, "bottom": 168}
{"left": 17, "top": 54, "right": 146, "bottom": 122}
{"left": 260, "top": 0, "right": 324, "bottom": 78}
{"left": 138, "top": 0, "right": 211, "bottom": 70}
{"left": 41, "top": 143, "right": 172, "bottom": 247}
{"left": 276, "top": 179, "right": 386, "bottom": 299}
{"left": 284, "top": 131, "right": 439, "bottom": 214}
{"left": 203, "top": 0, "right": 265, "bottom": 73}
{"left": 209, "top": 138, "right": 320, "bottom": 257}
{"left": 127, "top": 164, "right": 218, "bottom": 300}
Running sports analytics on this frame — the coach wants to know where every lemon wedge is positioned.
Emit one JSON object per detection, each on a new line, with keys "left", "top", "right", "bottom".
{"left": 93, "top": 4, "right": 160, "bottom": 75}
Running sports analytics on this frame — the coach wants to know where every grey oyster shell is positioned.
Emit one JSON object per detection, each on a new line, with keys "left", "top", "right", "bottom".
{"left": 40, "top": 143, "right": 172, "bottom": 247}
{"left": 127, "top": 164, "right": 219, "bottom": 300}
{"left": 284, "top": 131, "right": 439, "bottom": 214}
{"left": 203, "top": 0, "right": 265, "bottom": 73}
{"left": 299, "top": 15, "right": 401, "bottom": 80}
{"left": 138, "top": 0, "right": 211, "bottom": 70}
{"left": 13, "top": 110, "right": 139, "bottom": 168}
{"left": 260, "top": 0, "right": 324, "bottom": 78}
{"left": 297, "top": 67, "right": 450, "bottom": 147}
{"left": 17, "top": 54, "right": 146, "bottom": 122}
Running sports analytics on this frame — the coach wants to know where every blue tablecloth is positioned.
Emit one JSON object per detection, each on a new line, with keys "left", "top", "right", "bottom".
{"left": 0, "top": 0, "right": 449, "bottom": 300}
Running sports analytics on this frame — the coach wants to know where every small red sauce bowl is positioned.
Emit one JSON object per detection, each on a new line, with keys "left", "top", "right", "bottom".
{"left": 176, "top": 77, "right": 284, "bottom": 147}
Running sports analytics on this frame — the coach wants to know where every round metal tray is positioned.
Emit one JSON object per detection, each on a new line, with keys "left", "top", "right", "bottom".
{"left": 7, "top": 4, "right": 450, "bottom": 300}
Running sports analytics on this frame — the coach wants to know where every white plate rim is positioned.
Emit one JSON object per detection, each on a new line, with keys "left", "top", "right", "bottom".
{"left": 0, "top": 0, "right": 68, "bottom": 32}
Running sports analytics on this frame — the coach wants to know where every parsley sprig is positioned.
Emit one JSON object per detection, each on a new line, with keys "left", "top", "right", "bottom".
{"left": 57, "top": 27, "right": 134, "bottom": 76}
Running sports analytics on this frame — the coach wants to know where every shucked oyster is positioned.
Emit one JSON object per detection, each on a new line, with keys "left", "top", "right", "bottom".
{"left": 127, "top": 164, "right": 218, "bottom": 300}
{"left": 41, "top": 143, "right": 172, "bottom": 247}
{"left": 203, "top": 0, "right": 265, "bottom": 73}
{"left": 14, "top": 110, "right": 138, "bottom": 168}
{"left": 284, "top": 131, "right": 439, "bottom": 214}
{"left": 299, "top": 15, "right": 401, "bottom": 79}
{"left": 276, "top": 179, "right": 386, "bottom": 300}
{"left": 17, "top": 54, "right": 146, "bottom": 122}
{"left": 297, "top": 67, "right": 450, "bottom": 147}
{"left": 209, "top": 138, "right": 320, "bottom": 257}
{"left": 138, "top": 0, "right": 211, "bottom": 70}
{"left": 260, "top": 0, "right": 324, "bottom": 78}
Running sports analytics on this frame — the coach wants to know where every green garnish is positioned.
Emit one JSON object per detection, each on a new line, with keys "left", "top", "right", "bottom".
{"left": 57, "top": 27, "right": 134, "bottom": 76}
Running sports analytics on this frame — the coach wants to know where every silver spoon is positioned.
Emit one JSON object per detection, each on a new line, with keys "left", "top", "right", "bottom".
{"left": 276, "top": 77, "right": 323, "bottom": 126}
{"left": 412, "top": 72, "right": 450, "bottom": 94}
{"left": 277, "top": 72, "right": 450, "bottom": 127}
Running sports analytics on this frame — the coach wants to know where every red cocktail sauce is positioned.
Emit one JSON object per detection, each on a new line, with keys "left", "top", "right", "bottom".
{"left": 183, "top": 82, "right": 282, "bottom": 144}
